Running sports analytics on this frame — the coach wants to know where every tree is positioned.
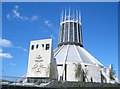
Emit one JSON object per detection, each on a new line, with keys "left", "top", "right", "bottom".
{"left": 75, "top": 63, "right": 81, "bottom": 79}
{"left": 109, "top": 64, "right": 115, "bottom": 80}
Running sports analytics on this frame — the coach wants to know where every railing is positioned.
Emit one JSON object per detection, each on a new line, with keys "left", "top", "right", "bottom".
{"left": 1, "top": 76, "right": 27, "bottom": 85}
{"left": 1, "top": 75, "right": 52, "bottom": 87}
{"left": 2, "top": 76, "right": 23, "bottom": 82}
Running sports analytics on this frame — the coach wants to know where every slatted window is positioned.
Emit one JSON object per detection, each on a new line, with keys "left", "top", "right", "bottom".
{"left": 46, "top": 44, "right": 50, "bottom": 50}
{"left": 31, "top": 45, "right": 34, "bottom": 50}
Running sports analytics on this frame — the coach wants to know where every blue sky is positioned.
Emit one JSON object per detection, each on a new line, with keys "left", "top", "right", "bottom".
{"left": 1, "top": 2, "right": 118, "bottom": 79}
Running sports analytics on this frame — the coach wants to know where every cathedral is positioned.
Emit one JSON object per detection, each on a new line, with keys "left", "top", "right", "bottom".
{"left": 25, "top": 8, "right": 117, "bottom": 84}
{"left": 53, "top": 9, "right": 111, "bottom": 83}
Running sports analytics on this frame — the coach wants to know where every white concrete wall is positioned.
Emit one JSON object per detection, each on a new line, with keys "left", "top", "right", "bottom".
{"left": 67, "top": 63, "right": 79, "bottom": 81}
{"left": 86, "top": 65, "right": 101, "bottom": 83}
{"left": 57, "top": 62, "right": 83, "bottom": 81}
{"left": 57, "top": 61, "right": 106, "bottom": 83}
{"left": 57, "top": 65, "right": 63, "bottom": 80}
{"left": 27, "top": 39, "right": 57, "bottom": 79}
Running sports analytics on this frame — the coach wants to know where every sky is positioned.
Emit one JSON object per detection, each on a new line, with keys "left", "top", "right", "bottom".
{"left": 1, "top": 2, "right": 118, "bottom": 80}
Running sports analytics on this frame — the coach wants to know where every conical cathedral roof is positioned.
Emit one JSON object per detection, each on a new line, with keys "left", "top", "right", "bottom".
{"left": 54, "top": 45, "right": 104, "bottom": 67}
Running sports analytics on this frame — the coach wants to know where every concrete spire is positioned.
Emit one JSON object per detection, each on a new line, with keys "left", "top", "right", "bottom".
{"left": 62, "top": 10, "right": 64, "bottom": 22}
{"left": 79, "top": 11, "right": 81, "bottom": 23}
{"left": 60, "top": 10, "right": 63, "bottom": 23}
{"left": 76, "top": 9, "right": 78, "bottom": 21}
{"left": 69, "top": 6, "right": 70, "bottom": 20}
{"left": 64, "top": 8, "right": 66, "bottom": 21}
{"left": 72, "top": 8, "right": 74, "bottom": 20}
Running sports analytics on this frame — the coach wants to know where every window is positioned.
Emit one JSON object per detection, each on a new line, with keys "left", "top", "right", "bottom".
{"left": 70, "top": 22, "right": 73, "bottom": 42}
{"left": 65, "top": 22, "right": 68, "bottom": 42}
{"left": 31, "top": 45, "right": 34, "bottom": 50}
{"left": 74, "top": 23, "right": 78, "bottom": 42}
{"left": 61, "top": 24, "right": 64, "bottom": 42}
{"left": 42, "top": 44, "right": 44, "bottom": 47}
{"left": 36, "top": 44, "right": 39, "bottom": 49}
{"left": 45, "top": 44, "right": 50, "bottom": 50}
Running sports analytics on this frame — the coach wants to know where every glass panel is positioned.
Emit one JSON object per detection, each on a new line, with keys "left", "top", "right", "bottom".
{"left": 70, "top": 22, "right": 73, "bottom": 42}
{"left": 74, "top": 23, "right": 77, "bottom": 42}
{"left": 65, "top": 22, "right": 68, "bottom": 42}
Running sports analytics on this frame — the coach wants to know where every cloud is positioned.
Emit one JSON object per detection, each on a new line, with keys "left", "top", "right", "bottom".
{"left": 0, "top": 38, "right": 27, "bottom": 59}
{"left": 14, "top": 5, "right": 19, "bottom": 9}
{"left": 7, "top": 5, "right": 38, "bottom": 22}
{"left": 50, "top": 34, "right": 55, "bottom": 39}
{"left": 7, "top": 5, "right": 22, "bottom": 20}
{"left": 44, "top": 19, "right": 57, "bottom": 32}
{"left": 0, "top": 52, "right": 13, "bottom": 59}
{"left": 0, "top": 49, "right": 13, "bottom": 59}
{"left": 7, "top": 14, "right": 10, "bottom": 19}
{"left": 0, "top": 39, "right": 13, "bottom": 48}
{"left": 30, "top": 15, "right": 38, "bottom": 22}
{"left": 0, "top": 39, "right": 13, "bottom": 59}
{"left": 10, "top": 63, "right": 16, "bottom": 66}
{"left": 0, "top": 38, "right": 27, "bottom": 53}
{"left": 44, "top": 19, "right": 59, "bottom": 36}
{"left": 16, "top": 46, "right": 28, "bottom": 52}
{"left": 23, "top": 48, "right": 28, "bottom": 52}
{"left": 44, "top": 20, "right": 52, "bottom": 27}
{"left": 0, "top": 49, "right": 2, "bottom": 53}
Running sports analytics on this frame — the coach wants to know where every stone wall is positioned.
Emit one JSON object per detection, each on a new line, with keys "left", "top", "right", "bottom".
{"left": 45, "top": 81, "right": 120, "bottom": 88}
{"left": 1, "top": 82, "right": 120, "bottom": 89}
